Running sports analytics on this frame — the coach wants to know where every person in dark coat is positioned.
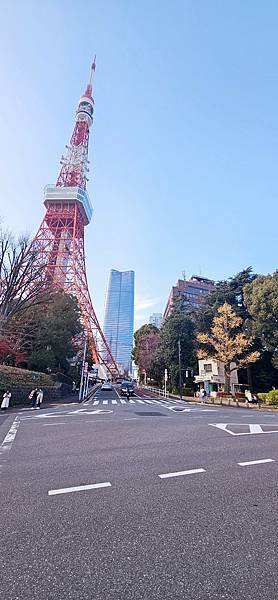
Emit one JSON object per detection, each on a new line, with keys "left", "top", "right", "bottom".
{"left": 29, "top": 388, "right": 38, "bottom": 409}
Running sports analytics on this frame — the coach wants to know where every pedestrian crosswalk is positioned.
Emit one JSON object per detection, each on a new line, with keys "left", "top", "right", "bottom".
{"left": 84, "top": 396, "right": 183, "bottom": 407}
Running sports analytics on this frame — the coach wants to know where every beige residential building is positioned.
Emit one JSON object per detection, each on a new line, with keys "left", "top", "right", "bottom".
{"left": 195, "top": 358, "right": 239, "bottom": 395}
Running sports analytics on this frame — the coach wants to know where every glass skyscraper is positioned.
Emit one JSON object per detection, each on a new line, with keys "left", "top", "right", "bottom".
{"left": 103, "top": 269, "right": 135, "bottom": 374}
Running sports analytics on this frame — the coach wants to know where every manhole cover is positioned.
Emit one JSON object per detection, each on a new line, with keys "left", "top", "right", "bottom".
{"left": 135, "top": 411, "right": 167, "bottom": 417}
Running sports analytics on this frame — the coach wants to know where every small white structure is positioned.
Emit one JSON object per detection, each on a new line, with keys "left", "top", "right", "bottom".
{"left": 195, "top": 358, "right": 239, "bottom": 395}
{"left": 149, "top": 313, "right": 163, "bottom": 328}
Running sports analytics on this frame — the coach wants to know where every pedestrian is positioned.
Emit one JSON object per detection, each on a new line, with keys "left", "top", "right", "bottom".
{"left": 36, "top": 388, "right": 44, "bottom": 409}
{"left": 126, "top": 389, "right": 130, "bottom": 402}
{"left": 1, "top": 390, "right": 11, "bottom": 410}
{"left": 200, "top": 387, "right": 206, "bottom": 403}
{"left": 29, "top": 388, "right": 38, "bottom": 409}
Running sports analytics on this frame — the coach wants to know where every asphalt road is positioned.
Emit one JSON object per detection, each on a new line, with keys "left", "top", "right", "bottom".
{"left": 0, "top": 387, "right": 277, "bottom": 599}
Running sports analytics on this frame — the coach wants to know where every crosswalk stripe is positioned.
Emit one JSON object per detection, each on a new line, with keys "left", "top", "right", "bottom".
{"left": 85, "top": 398, "right": 185, "bottom": 408}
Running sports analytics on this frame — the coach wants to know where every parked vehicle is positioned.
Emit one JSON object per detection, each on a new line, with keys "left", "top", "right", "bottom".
{"left": 121, "top": 381, "right": 134, "bottom": 396}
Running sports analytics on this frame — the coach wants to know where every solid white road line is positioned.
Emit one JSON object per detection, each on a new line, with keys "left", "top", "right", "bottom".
{"left": 48, "top": 482, "right": 112, "bottom": 496}
{"left": 0, "top": 417, "right": 20, "bottom": 457}
{"left": 159, "top": 468, "right": 206, "bottom": 479}
{"left": 238, "top": 459, "right": 275, "bottom": 467}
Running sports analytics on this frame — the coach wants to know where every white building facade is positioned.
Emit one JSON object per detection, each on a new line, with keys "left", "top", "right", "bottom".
{"left": 195, "top": 358, "right": 239, "bottom": 395}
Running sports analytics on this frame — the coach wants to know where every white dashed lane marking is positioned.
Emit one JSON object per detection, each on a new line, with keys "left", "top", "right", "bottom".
{"left": 159, "top": 468, "right": 206, "bottom": 479}
{"left": 238, "top": 459, "right": 275, "bottom": 467}
{"left": 48, "top": 482, "right": 112, "bottom": 496}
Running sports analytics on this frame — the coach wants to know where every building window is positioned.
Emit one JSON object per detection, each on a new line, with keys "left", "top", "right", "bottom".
{"left": 204, "top": 364, "right": 212, "bottom": 373}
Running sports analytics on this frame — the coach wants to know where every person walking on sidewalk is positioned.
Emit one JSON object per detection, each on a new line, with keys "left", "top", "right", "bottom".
{"left": 29, "top": 388, "right": 38, "bottom": 410}
{"left": 36, "top": 388, "right": 44, "bottom": 409}
{"left": 1, "top": 390, "right": 11, "bottom": 410}
{"left": 200, "top": 388, "right": 206, "bottom": 403}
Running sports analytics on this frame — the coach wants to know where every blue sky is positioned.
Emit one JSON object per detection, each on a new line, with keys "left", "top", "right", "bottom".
{"left": 0, "top": 1, "right": 277, "bottom": 329}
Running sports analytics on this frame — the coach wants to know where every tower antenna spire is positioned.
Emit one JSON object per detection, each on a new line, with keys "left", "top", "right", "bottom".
{"left": 85, "top": 56, "right": 96, "bottom": 98}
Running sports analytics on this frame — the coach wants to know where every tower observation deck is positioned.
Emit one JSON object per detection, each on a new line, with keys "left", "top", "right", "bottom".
{"left": 32, "top": 60, "right": 119, "bottom": 376}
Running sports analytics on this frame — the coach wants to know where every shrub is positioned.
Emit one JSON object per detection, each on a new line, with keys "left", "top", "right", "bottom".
{"left": 258, "top": 390, "right": 278, "bottom": 405}
{"left": 0, "top": 365, "right": 54, "bottom": 387}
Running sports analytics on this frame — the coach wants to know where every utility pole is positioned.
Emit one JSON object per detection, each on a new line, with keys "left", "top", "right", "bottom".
{"left": 178, "top": 339, "right": 182, "bottom": 401}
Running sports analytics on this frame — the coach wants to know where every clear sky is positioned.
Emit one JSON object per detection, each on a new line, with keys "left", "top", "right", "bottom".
{"left": 0, "top": 1, "right": 277, "bottom": 329}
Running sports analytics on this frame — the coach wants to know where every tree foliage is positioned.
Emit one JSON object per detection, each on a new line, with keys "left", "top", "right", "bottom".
{"left": 197, "top": 303, "right": 260, "bottom": 391}
{"left": 195, "top": 267, "right": 256, "bottom": 333}
{"left": 158, "top": 299, "right": 196, "bottom": 388}
{"left": 133, "top": 324, "right": 158, "bottom": 363}
{"left": 26, "top": 291, "right": 82, "bottom": 373}
{"left": 244, "top": 271, "right": 278, "bottom": 368}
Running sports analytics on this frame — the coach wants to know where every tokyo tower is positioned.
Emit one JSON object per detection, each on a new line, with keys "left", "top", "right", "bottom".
{"left": 32, "top": 60, "right": 119, "bottom": 376}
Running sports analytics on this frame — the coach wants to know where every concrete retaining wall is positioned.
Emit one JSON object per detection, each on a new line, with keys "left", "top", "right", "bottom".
{"left": 0, "top": 383, "right": 72, "bottom": 407}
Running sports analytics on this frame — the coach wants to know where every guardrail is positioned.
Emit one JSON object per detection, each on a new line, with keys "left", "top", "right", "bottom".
{"left": 141, "top": 385, "right": 169, "bottom": 399}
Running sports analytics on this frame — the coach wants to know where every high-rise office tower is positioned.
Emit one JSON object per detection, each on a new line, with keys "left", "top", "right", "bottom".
{"left": 103, "top": 270, "right": 135, "bottom": 374}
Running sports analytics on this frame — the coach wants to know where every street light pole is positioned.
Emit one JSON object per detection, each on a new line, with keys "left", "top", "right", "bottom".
{"left": 178, "top": 338, "right": 182, "bottom": 401}
{"left": 79, "top": 333, "right": 88, "bottom": 403}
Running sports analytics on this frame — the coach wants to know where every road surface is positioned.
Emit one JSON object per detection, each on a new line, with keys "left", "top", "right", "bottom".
{"left": 0, "top": 386, "right": 277, "bottom": 599}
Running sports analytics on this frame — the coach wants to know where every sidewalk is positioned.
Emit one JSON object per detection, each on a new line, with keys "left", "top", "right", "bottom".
{"left": 0, "top": 394, "right": 79, "bottom": 415}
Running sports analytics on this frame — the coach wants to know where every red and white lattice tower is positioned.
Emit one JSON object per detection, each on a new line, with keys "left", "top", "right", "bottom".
{"left": 33, "top": 60, "right": 119, "bottom": 376}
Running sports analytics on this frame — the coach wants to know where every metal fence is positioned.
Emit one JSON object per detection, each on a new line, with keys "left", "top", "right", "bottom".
{"left": 141, "top": 385, "right": 169, "bottom": 399}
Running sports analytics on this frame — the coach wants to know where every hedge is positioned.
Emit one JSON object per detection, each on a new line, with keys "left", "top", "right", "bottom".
{"left": 258, "top": 390, "right": 278, "bottom": 405}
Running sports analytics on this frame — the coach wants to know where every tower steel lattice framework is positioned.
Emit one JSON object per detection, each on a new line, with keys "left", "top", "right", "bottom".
{"left": 32, "top": 60, "right": 119, "bottom": 376}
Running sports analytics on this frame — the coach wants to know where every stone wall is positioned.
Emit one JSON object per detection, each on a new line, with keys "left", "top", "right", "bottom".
{"left": 0, "top": 383, "right": 72, "bottom": 407}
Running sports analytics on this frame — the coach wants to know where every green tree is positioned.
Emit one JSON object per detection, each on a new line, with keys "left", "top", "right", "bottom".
{"left": 195, "top": 267, "right": 256, "bottom": 333}
{"left": 26, "top": 291, "right": 82, "bottom": 373}
{"left": 158, "top": 300, "right": 196, "bottom": 389}
{"left": 244, "top": 271, "right": 278, "bottom": 368}
{"left": 197, "top": 303, "right": 260, "bottom": 392}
